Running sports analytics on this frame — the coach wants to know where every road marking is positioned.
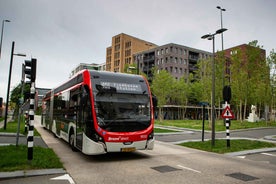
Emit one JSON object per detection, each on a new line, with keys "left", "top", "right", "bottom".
{"left": 177, "top": 165, "right": 201, "bottom": 173}
{"left": 236, "top": 156, "right": 246, "bottom": 159}
{"left": 51, "top": 174, "right": 75, "bottom": 184}
{"left": 261, "top": 152, "right": 276, "bottom": 157}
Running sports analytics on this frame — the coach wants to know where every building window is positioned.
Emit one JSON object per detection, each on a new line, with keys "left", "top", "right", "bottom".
{"left": 125, "top": 49, "right": 131, "bottom": 57}
{"left": 230, "top": 50, "right": 238, "bottom": 55}
{"left": 115, "top": 36, "right": 120, "bottom": 44}
{"left": 157, "top": 50, "right": 160, "bottom": 55}
{"left": 125, "top": 41, "right": 131, "bottom": 48}
{"left": 184, "top": 59, "right": 187, "bottom": 65}
{"left": 114, "top": 52, "right": 120, "bottom": 59}
{"left": 115, "top": 44, "right": 120, "bottom": 51}
{"left": 125, "top": 57, "right": 131, "bottom": 64}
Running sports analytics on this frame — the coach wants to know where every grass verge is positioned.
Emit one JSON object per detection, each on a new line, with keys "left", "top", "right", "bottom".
{"left": 179, "top": 139, "right": 276, "bottom": 154}
{"left": 0, "top": 118, "right": 40, "bottom": 136}
{"left": 0, "top": 145, "right": 63, "bottom": 172}
{"left": 154, "top": 128, "right": 180, "bottom": 133}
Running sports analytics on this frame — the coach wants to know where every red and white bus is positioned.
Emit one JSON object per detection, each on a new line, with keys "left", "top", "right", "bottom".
{"left": 41, "top": 70, "right": 156, "bottom": 155}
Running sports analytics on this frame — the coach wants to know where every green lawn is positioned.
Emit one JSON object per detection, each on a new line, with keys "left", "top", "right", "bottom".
{"left": 154, "top": 128, "right": 180, "bottom": 133}
{"left": 0, "top": 118, "right": 63, "bottom": 172}
{"left": 0, "top": 145, "right": 63, "bottom": 172}
{"left": 0, "top": 118, "right": 40, "bottom": 136}
{"left": 155, "top": 119, "right": 276, "bottom": 131}
{"left": 179, "top": 139, "right": 276, "bottom": 154}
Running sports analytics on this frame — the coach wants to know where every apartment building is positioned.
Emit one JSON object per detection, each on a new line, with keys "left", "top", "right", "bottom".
{"left": 134, "top": 43, "right": 212, "bottom": 80}
{"left": 106, "top": 33, "right": 157, "bottom": 72}
{"left": 70, "top": 62, "right": 105, "bottom": 77}
{"left": 223, "top": 44, "right": 266, "bottom": 83}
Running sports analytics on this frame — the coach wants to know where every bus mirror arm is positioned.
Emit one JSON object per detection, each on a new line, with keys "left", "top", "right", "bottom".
{"left": 152, "top": 96, "right": 158, "bottom": 110}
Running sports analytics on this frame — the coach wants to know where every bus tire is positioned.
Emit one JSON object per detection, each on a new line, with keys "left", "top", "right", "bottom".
{"left": 69, "top": 131, "right": 77, "bottom": 152}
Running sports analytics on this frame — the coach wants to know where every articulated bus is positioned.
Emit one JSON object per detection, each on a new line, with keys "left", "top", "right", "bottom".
{"left": 41, "top": 70, "right": 156, "bottom": 155}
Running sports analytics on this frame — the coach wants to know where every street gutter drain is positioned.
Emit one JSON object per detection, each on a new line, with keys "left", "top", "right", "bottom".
{"left": 226, "top": 172, "right": 259, "bottom": 181}
{"left": 151, "top": 165, "right": 181, "bottom": 173}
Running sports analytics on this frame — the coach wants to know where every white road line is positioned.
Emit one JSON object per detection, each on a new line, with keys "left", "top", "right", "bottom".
{"left": 177, "top": 165, "right": 201, "bottom": 173}
{"left": 51, "top": 174, "right": 75, "bottom": 184}
{"left": 236, "top": 156, "right": 246, "bottom": 159}
{"left": 261, "top": 152, "right": 276, "bottom": 157}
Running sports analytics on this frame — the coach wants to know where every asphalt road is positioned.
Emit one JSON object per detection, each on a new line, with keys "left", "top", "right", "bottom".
{"left": 33, "top": 117, "right": 276, "bottom": 184}
{"left": 155, "top": 126, "right": 276, "bottom": 144}
{"left": 1, "top": 117, "right": 276, "bottom": 184}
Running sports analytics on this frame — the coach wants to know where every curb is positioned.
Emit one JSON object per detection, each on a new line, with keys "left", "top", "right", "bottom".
{"left": 225, "top": 147, "right": 276, "bottom": 157}
{"left": 0, "top": 168, "right": 66, "bottom": 180}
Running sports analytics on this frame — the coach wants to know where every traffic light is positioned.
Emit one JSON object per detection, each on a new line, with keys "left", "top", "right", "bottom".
{"left": 24, "top": 58, "right": 37, "bottom": 83}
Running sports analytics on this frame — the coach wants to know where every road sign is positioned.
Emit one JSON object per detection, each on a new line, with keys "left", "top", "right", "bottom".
{"left": 221, "top": 105, "right": 235, "bottom": 119}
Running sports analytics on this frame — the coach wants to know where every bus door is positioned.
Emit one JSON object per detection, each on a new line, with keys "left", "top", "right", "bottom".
{"left": 75, "top": 86, "right": 92, "bottom": 150}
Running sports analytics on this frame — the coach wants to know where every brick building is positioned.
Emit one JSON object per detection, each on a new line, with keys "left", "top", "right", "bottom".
{"left": 106, "top": 33, "right": 157, "bottom": 72}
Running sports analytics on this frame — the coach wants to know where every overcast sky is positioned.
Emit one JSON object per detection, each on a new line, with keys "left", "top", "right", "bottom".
{"left": 0, "top": 0, "right": 275, "bottom": 102}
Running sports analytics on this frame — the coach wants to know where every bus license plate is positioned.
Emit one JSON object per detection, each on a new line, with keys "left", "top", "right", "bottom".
{"left": 121, "top": 147, "right": 136, "bottom": 152}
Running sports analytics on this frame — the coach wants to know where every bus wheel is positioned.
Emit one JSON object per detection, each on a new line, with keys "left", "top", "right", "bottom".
{"left": 69, "top": 132, "right": 77, "bottom": 152}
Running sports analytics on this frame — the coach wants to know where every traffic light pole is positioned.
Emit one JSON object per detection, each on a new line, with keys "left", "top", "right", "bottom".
{"left": 24, "top": 58, "right": 37, "bottom": 162}
{"left": 27, "top": 82, "right": 35, "bottom": 161}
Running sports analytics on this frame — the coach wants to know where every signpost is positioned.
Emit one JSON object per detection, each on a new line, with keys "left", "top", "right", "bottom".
{"left": 222, "top": 86, "right": 234, "bottom": 148}
{"left": 199, "top": 102, "right": 209, "bottom": 142}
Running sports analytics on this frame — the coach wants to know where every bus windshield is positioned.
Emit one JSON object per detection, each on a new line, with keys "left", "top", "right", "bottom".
{"left": 93, "top": 80, "right": 151, "bottom": 132}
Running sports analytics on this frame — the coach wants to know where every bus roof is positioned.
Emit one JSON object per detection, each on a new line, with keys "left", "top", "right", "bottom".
{"left": 43, "top": 70, "right": 148, "bottom": 99}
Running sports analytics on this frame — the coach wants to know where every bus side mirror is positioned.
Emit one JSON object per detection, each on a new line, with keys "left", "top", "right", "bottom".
{"left": 152, "top": 96, "right": 158, "bottom": 110}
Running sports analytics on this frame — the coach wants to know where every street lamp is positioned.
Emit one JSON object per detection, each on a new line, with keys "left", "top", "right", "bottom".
{"left": 217, "top": 6, "right": 226, "bottom": 87}
{"left": 216, "top": 6, "right": 226, "bottom": 50}
{"left": 3, "top": 41, "right": 26, "bottom": 130}
{"left": 0, "top": 19, "right": 11, "bottom": 59}
{"left": 201, "top": 28, "right": 228, "bottom": 146}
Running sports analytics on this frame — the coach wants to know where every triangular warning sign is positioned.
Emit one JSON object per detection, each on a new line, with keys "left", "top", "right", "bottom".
{"left": 221, "top": 106, "right": 235, "bottom": 119}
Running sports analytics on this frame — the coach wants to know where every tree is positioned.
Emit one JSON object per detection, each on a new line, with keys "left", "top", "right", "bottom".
{"left": 10, "top": 83, "right": 30, "bottom": 116}
{"left": 151, "top": 69, "right": 174, "bottom": 121}
{"left": 124, "top": 63, "right": 138, "bottom": 74}
{"left": 267, "top": 49, "right": 276, "bottom": 120}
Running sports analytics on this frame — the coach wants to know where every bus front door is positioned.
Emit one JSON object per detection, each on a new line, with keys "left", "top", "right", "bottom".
{"left": 76, "top": 86, "right": 91, "bottom": 151}
{"left": 75, "top": 89, "right": 83, "bottom": 150}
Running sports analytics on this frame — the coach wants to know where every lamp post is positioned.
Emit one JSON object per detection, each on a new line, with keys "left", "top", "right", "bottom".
{"left": 216, "top": 6, "right": 226, "bottom": 51}
{"left": 201, "top": 28, "right": 227, "bottom": 146}
{"left": 0, "top": 19, "right": 11, "bottom": 59}
{"left": 3, "top": 41, "right": 26, "bottom": 130}
{"left": 217, "top": 6, "right": 226, "bottom": 87}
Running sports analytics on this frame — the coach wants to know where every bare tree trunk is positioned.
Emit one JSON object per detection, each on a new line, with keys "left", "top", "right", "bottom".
{"left": 243, "top": 99, "right": 247, "bottom": 121}
{"left": 239, "top": 100, "right": 243, "bottom": 121}
{"left": 158, "top": 107, "right": 163, "bottom": 122}
{"left": 258, "top": 103, "right": 261, "bottom": 118}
